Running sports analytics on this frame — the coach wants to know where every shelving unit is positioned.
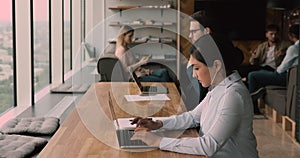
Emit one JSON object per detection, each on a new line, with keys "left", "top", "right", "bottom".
{"left": 108, "top": 36, "right": 176, "bottom": 45}
{"left": 104, "top": 0, "right": 179, "bottom": 72}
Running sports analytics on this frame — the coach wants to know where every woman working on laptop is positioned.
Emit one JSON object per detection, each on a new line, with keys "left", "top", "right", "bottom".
{"left": 131, "top": 34, "right": 259, "bottom": 158}
{"left": 115, "top": 25, "right": 169, "bottom": 82}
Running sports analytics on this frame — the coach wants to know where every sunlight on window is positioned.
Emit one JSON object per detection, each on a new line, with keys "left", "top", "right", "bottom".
{"left": 64, "top": 0, "right": 71, "bottom": 74}
{"left": 0, "top": 0, "right": 14, "bottom": 114}
{"left": 33, "top": 0, "right": 50, "bottom": 93}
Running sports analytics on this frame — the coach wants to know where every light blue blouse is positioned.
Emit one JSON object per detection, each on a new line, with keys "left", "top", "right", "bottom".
{"left": 277, "top": 40, "right": 299, "bottom": 74}
{"left": 160, "top": 72, "right": 259, "bottom": 158}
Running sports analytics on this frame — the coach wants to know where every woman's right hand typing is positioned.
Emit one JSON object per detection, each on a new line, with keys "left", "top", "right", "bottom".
{"left": 130, "top": 117, "right": 163, "bottom": 131}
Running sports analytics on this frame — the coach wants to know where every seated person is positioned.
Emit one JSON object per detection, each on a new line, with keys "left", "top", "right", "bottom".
{"left": 183, "top": 11, "right": 243, "bottom": 110}
{"left": 131, "top": 34, "right": 259, "bottom": 157}
{"left": 248, "top": 24, "right": 299, "bottom": 114}
{"left": 181, "top": 11, "right": 211, "bottom": 110}
{"left": 115, "top": 25, "right": 169, "bottom": 82}
{"left": 238, "top": 24, "right": 291, "bottom": 81}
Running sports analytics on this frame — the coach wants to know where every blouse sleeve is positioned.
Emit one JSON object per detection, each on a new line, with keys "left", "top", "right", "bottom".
{"left": 161, "top": 92, "right": 211, "bottom": 130}
{"left": 159, "top": 89, "right": 244, "bottom": 156}
{"left": 276, "top": 45, "right": 298, "bottom": 73}
{"left": 118, "top": 50, "right": 140, "bottom": 72}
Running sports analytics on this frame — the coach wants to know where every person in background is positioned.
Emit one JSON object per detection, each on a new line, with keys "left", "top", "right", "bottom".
{"left": 188, "top": 11, "right": 213, "bottom": 43}
{"left": 248, "top": 24, "right": 299, "bottom": 114}
{"left": 115, "top": 25, "right": 169, "bottom": 82}
{"left": 131, "top": 34, "right": 259, "bottom": 158}
{"left": 182, "top": 11, "right": 243, "bottom": 110}
{"left": 181, "top": 11, "right": 212, "bottom": 110}
{"left": 238, "top": 24, "right": 291, "bottom": 81}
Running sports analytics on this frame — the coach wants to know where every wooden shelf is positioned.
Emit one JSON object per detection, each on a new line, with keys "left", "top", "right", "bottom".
{"left": 109, "top": 6, "right": 140, "bottom": 10}
{"left": 108, "top": 41, "right": 176, "bottom": 45}
{"left": 109, "top": 6, "right": 173, "bottom": 11}
{"left": 109, "top": 23, "right": 176, "bottom": 27}
{"left": 109, "top": 6, "right": 174, "bottom": 17}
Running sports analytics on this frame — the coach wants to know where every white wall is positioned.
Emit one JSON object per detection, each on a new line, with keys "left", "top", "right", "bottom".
{"left": 83, "top": 0, "right": 105, "bottom": 60}
{"left": 72, "top": 0, "right": 83, "bottom": 72}
{"left": 16, "top": 0, "right": 32, "bottom": 108}
{"left": 51, "top": 0, "right": 63, "bottom": 84}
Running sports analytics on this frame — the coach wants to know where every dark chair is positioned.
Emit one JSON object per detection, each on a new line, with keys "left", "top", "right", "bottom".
{"left": 263, "top": 66, "right": 297, "bottom": 117}
{"left": 285, "top": 66, "right": 297, "bottom": 121}
{"left": 97, "top": 57, "right": 127, "bottom": 82}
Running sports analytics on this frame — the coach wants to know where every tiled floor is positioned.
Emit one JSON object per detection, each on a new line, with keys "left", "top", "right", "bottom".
{"left": 254, "top": 118, "right": 300, "bottom": 158}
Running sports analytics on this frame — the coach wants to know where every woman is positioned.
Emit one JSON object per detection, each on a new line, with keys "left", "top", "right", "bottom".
{"left": 115, "top": 25, "right": 169, "bottom": 82}
{"left": 131, "top": 34, "right": 259, "bottom": 158}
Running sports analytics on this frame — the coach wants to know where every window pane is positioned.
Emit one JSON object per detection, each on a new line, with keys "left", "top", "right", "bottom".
{"left": 0, "top": 0, "right": 14, "bottom": 114}
{"left": 34, "top": 0, "right": 49, "bottom": 92}
{"left": 64, "top": 0, "right": 71, "bottom": 73}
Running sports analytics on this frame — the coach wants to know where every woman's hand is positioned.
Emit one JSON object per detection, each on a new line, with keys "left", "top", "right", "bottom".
{"left": 131, "top": 128, "right": 163, "bottom": 147}
{"left": 139, "top": 55, "right": 151, "bottom": 65}
{"left": 130, "top": 117, "right": 163, "bottom": 131}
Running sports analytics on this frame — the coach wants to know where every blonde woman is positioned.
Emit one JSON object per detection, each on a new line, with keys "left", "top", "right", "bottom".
{"left": 115, "top": 25, "right": 169, "bottom": 82}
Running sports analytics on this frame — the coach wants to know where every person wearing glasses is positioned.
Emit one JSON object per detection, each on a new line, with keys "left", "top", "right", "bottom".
{"left": 188, "top": 11, "right": 213, "bottom": 43}
{"left": 182, "top": 11, "right": 243, "bottom": 110}
{"left": 131, "top": 34, "right": 259, "bottom": 158}
{"left": 180, "top": 11, "right": 212, "bottom": 110}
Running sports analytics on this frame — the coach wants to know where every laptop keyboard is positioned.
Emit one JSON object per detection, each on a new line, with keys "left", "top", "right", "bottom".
{"left": 142, "top": 86, "right": 157, "bottom": 92}
{"left": 117, "top": 130, "right": 147, "bottom": 147}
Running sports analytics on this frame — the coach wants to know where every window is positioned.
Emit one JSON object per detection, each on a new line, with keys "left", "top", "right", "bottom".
{"left": 0, "top": 0, "right": 14, "bottom": 114}
{"left": 33, "top": 0, "right": 50, "bottom": 93}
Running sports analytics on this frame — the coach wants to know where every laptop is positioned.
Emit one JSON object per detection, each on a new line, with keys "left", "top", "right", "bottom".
{"left": 131, "top": 71, "right": 168, "bottom": 94}
{"left": 108, "top": 92, "right": 150, "bottom": 149}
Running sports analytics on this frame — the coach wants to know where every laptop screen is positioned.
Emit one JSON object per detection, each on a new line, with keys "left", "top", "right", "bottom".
{"left": 131, "top": 71, "right": 143, "bottom": 90}
{"left": 108, "top": 92, "right": 120, "bottom": 128}
{"left": 108, "top": 92, "right": 150, "bottom": 148}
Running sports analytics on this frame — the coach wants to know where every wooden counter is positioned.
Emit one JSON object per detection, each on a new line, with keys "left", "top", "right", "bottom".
{"left": 38, "top": 82, "right": 205, "bottom": 158}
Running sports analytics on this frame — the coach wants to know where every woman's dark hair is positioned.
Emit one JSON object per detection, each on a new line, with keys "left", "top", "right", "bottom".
{"left": 190, "top": 34, "right": 243, "bottom": 76}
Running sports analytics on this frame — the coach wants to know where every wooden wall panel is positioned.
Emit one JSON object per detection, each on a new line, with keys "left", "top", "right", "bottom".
{"left": 180, "top": 0, "right": 194, "bottom": 59}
